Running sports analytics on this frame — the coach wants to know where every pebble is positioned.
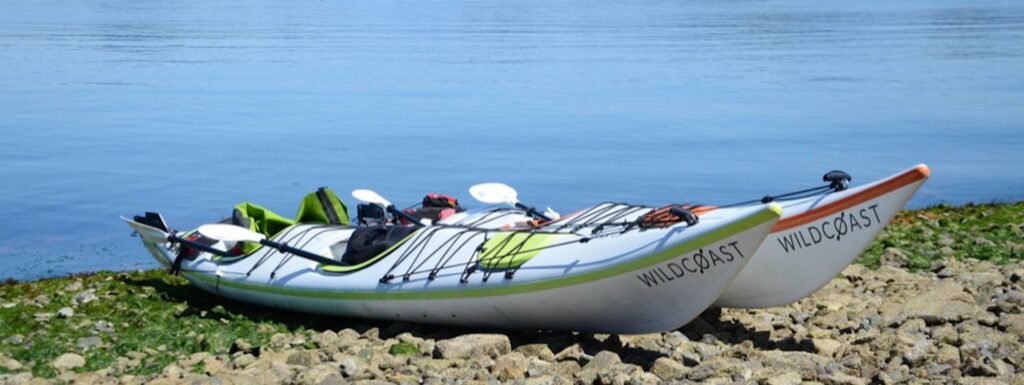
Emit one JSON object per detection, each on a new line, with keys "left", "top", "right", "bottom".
{"left": 57, "top": 307, "right": 74, "bottom": 318}
{"left": 810, "top": 338, "right": 842, "bottom": 358}
{"left": 650, "top": 357, "right": 688, "bottom": 380}
{"left": 5, "top": 334, "right": 24, "bottom": 345}
{"left": 433, "top": 334, "right": 511, "bottom": 359}
{"left": 2, "top": 357, "right": 23, "bottom": 371}
{"left": 52, "top": 353, "right": 86, "bottom": 371}
{"left": 93, "top": 320, "right": 115, "bottom": 333}
{"left": 77, "top": 336, "right": 102, "bottom": 349}
{"left": 72, "top": 289, "right": 98, "bottom": 305}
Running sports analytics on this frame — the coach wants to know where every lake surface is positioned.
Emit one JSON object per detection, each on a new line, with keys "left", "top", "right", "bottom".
{"left": 1, "top": 0, "right": 1022, "bottom": 281}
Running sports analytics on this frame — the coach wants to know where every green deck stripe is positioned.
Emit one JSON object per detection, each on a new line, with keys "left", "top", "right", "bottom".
{"left": 184, "top": 205, "right": 780, "bottom": 300}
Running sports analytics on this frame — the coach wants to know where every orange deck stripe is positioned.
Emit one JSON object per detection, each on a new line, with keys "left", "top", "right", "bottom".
{"left": 771, "top": 164, "right": 930, "bottom": 232}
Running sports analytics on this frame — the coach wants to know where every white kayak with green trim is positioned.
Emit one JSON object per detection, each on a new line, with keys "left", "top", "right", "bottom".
{"left": 124, "top": 203, "right": 781, "bottom": 333}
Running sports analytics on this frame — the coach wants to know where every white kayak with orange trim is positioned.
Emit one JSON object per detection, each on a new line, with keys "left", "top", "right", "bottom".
{"left": 125, "top": 202, "right": 782, "bottom": 333}
{"left": 714, "top": 164, "right": 930, "bottom": 308}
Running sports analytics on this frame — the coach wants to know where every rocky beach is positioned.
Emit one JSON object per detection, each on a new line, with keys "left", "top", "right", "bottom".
{"left": 2, "top": 203, "right": 1022, "bottom": 384}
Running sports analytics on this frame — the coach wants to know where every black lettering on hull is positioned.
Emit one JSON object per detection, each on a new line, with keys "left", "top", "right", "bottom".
{"left": 775, "top": 203, "right": 886, "bottom": 254}
{"left": 636, "top": 239, "right": 744, "bottom": 288}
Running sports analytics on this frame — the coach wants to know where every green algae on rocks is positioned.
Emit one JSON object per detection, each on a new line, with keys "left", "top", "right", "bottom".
{"left": 0, "top": 270, "right": 300, "bottom": 378}
{"left": 858, "top": 202, "right": 1024, "bottom": 270}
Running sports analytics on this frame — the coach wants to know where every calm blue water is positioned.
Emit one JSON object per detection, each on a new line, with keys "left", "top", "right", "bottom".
{"left": 1, "top": 0, "right": 1022, "bottom": 281}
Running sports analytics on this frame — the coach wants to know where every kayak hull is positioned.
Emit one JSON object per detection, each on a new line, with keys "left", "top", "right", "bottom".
{"left": 135, "top": 204, "right": 781, "bottom": 333}
{"left": 714, "top": 164, "right": 929, "bottom": 308}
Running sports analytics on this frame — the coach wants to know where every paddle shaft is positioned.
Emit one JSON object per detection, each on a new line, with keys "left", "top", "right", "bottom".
{"left": 259, "top": 239, "right": 341, "bottom": 265}
{"left": 387, "top": 205, "right": 425, "bottom": 227}
{"left": 514, "top": 202, "right": 552, "bottom": 221}
{"left": 170, "top": 233, "right": 341, "bottom": 266}
{"left": 167, "top": 234, "right": 233, "bottom": 258}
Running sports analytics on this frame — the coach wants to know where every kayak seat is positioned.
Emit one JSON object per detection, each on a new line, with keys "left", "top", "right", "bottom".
{"left": 295, "top": 187, "right": 350, "bottom": 226}
{"left": 232, "top": 202, "right": 296, "bottom": 254}
{"left": 320, "top": 227, "right": 419, "bottom": 274}
{"left": 341, "top": 225, "right": 419, "bottom": 265}
{"left": 233, "top": 187, "right": 351, "bottom": 255}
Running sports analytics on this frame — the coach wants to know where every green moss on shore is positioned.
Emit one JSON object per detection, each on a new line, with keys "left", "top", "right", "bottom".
{"left": 857, "top": 202, "right": 1024, "bottom": 270}
{"left": 1, "top": 202, "right": 1021, "bottom": 378}
{"left": 0, "top": 270, "right": 329, "bottom": 378}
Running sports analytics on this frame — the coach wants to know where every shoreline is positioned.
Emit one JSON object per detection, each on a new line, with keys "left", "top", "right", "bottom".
{"left": 2, "top": 202, "right": 1022, "bottom": 383}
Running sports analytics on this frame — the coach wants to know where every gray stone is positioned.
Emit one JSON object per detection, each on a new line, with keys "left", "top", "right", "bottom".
{"left": 433, "top": 334, "right": 511, "bottom": 359}
{"left": 927, "top": 363, "right": 951, "bottom": 376}
{"left": 900, "top": 337, "right": 932, "bottom": 366}
{"left": 295, "top": 364, "right": 343, "bottom": 385}
{"left": 663, "top": 331, "right": 689, "bottom": 347}
{"left": 57, "top": 307, "right": 74, "bottom": 318}
{"left": 312, "top": 330, "right": 340, "bottom": 348}
{"left": 553, "top": 344, "right": 585, "bottom": 362}
{"left": 650, "top": 357, "right": 688, "bottom": 380}
{"left": 964, "top": 356, "right": 1011, "bottom": 377}
{"left": 93, "top": 320, "right": 115, "bottom": 333}
{"left": 577, "top": 361, "right": 638, "bottom": 385}
{"left": 316, "top": 374, "right": 348, "bottom": 385}
{"left": 491, "top": 352, "right": 528, "bottom": 381}
{"left": 766, "top": 372, "right": 802, "bottom": 385}
{"left": 526, "top": 358, "right": 552, "bottom": 377}
{"left": 290, "top": 335, "right": 308, "bottom": 347}
{"left": 64, "top": 281, "right": 83, "bottom": 292}
{"left": 513, "top": 344, "right": 555, "bottom": 361}
{"left": 811, "top": 338, "right": 843, "bottom": 358}
{"left": 629, "top": 372, "right": 661, "bottom": 385}
{"left": 930, "top": 324, "right": 959, "bottom": 345}
{"left": 820, "top": 373, "right": 867, "bottom": 385}
{"left": 581, "top": 350, "right": 620, "bottom": 370}
{"left": 76, "top": 336, "right": 102, "bottom": 349}
{"left": 552, "top": 361, "right": 581, "bottom": 378}
{"left": 73, "top": 290, "right": 98, "bottom": 305}
{"left": 287, "top": 351, "right": 322, "bottom": 367}
{"left": 232, "top": 338, "right": 254, "bottom": 353}
{"left": 758, "top": 351, "right": 831, "bottom": 379}
{"left": 338, "top": 354, "right": 362, "bottom": 377}
{"left": 936, "top": 344, "right": 961, "bottom": 368}
{"left": 881, "top": 248, "right": 910, "bottom": 268}
{"left": 52, "top": 353, "right": 86, "bottom": 371}
{"left": 2, "top": 357, "right": 23, "bottom": 371}
{"left": 886, "top": 281, "right": 978, "bottom": 324}
{"left": 231, "top": 353, "right": 256, "bottom": 369}
{"left": 268, "top": 333, "right": 291, "bottom": 349}
{"left": 998, "top": 313, "right": 1024, "bottom": 334}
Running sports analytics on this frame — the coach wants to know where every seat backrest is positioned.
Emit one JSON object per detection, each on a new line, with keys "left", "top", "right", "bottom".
{"left": 341, "top": 225, "right": 418, "bottom": 265}
{"left": 295, "top": 187, "right": 351, "bottom": 226}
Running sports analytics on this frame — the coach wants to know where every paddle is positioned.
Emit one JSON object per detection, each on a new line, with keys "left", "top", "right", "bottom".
{"left": 121, "top": 216, "right": 234, "bottom": 258}
{"left": 351, "top": 189, "right": 426, "bottom": 227}
{"left": 197, "top": 224, "right": 341, "bottom": 265}
{"left": 468, "top": 182, "right": 552, "bottom": 221}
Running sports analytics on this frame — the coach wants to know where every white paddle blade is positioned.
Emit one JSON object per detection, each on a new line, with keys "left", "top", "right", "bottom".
{"left": 352, "top": 189, "right": 392, "bottom": 207}
{"left": 469, "top": 182, "right": 519, "bottom": 205}
{"left": 198, "top": 224, "right": 266, "bottom": 243}
{"left": 121, "top": 216, "right": 170, "bottom": 243}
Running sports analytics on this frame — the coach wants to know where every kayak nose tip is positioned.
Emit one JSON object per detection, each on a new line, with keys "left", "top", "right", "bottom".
{"left": 914, "top": 163, "right": 931, "bottom": 178}
{"left": 766, "top": 202, "right": 783, "bottom": 217}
